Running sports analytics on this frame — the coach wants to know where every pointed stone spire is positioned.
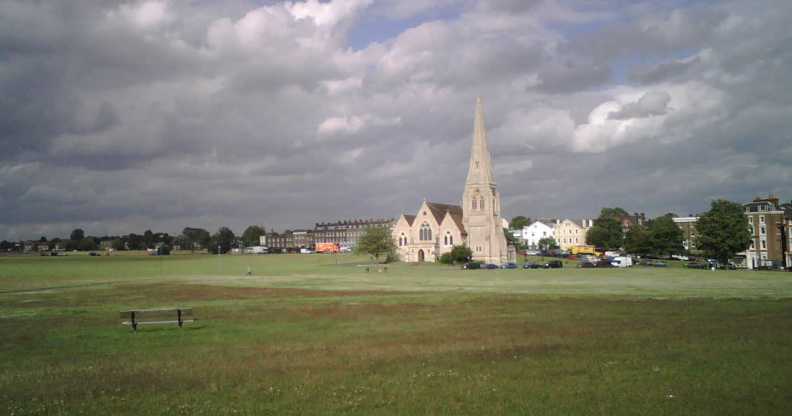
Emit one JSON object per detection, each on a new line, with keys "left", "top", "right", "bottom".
{"left": 465, "top": 97, "right": 495, "bottom": 187}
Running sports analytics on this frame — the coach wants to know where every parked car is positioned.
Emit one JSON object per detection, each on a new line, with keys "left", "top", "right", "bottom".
{"left": 501, "top": 262, "right": 518, "bottom": 269}
{"left": 595, "top": 259, "right": 613, "bottom": 268}
{"left": 524, "top": 250, "right": 540, "bottom": 256}
{"left": 522, "top": 262, "right": 541, "bottom": 269}
{"left": 544, "top": 260, "right": 563, "bottom": 269}
{"left": 463, "top": 262, "right": 482, "bottom": 270}
{"left": 579, "top": 261, "right": 596, "bottom": 268}
{"left": 686, "top": 262, "right": 709, "bottom": 269}
{"left": 484, "top": 263, "right": 499, "bottom": 269}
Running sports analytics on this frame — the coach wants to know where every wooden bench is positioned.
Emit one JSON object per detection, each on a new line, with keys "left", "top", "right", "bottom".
{"left": 120, "top": 308, "right": 195, "bottom": 331}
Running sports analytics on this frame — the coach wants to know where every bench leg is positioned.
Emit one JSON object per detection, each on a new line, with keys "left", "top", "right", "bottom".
{"left": 131, "top": 311, "right": 137, "bottom": 332}
{"left": 177, "top": 309, "right": 183, "bottom": 328}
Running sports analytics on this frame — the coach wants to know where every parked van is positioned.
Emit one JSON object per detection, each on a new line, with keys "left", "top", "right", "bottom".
{"left": 611, "top": 256, "right": 633, "bottom": 268}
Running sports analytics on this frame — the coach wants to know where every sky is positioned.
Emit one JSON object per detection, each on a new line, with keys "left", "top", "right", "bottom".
{"left": 2, "top": 0, "right": 792, "bottom": 240}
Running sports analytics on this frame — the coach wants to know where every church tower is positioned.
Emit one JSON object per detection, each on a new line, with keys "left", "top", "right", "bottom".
{"left": 462, "top": 97, "right": 508, "bottom": 264}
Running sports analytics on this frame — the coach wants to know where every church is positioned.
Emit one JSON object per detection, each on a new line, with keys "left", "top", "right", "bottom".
{"left": 392, "top": 98, "right": 511, "bottom": 264}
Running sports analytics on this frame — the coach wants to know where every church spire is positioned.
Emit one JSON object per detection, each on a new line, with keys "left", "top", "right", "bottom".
{"left": 465, "top": 97, "right": 495, "bottom": 187}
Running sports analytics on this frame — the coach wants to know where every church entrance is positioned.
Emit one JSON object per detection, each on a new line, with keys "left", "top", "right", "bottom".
{"left": 417, "top": 249, "right": 425, "bottom": 262}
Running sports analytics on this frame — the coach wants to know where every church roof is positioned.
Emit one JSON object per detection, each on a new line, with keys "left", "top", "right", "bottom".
{"left": 426, "top": 202, "right": 465, "bottom": 233}
{"left": 403, "top": 214, "right": 416, "bottom": 226}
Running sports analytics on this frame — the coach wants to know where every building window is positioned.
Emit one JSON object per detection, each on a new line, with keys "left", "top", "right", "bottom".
{"left": 480, "top": 198, "right": 485, "bottom": 210}
{"left": 761, "top": 240, "right": 766, "bottom": 249}
{"left": 761, "top": 226, "right": 766, "bottom": 235}
{"left": 444, "top": 235, "right": 448, "bottom": 245}
{"left": 420, "top": 224, "right": 432, "bottom": 241}
{"left": 749, "top": 217, "right": 753, "bottom": 224}
{"left": 760, "top": 216, "right": 765, "bottom": 224}
{"left": 472, "top": 199, "right": 477, "bottom": 210}
{"left": 449, "top": 235, "right": 453, "bottom": 245}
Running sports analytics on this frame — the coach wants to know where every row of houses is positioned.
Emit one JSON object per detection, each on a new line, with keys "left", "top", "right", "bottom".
{"left": 513, "top": 213, "right": 645, "bottom": 251}
{"left": 262, "top": 218, "right": 394, "bottom": 251}
{"left": 674, "top": 196, "right": 792, "bottom": 269}
{"left": 511, "top": 196, "right": 790, "bottom": 270}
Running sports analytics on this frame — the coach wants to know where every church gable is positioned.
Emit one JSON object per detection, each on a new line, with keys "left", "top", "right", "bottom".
{"left": 439, "top": 211, "right": 464, "bottom": 248}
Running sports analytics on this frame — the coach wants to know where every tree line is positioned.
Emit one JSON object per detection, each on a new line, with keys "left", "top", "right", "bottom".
{"left": 585, "top": 200, "right": 752, "bottom": 263}
{"left": 1, "top": 225, "right": 268, "bottom": 255}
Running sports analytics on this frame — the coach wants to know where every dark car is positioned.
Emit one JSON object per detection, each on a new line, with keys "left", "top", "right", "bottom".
{"left": 579, "top": 261, "right": 596, "bottom": 268}
{"left": 484, "top": 263, "right": 499, "bottom": 269}
{"left": 595, "top": 259, "right": 613, "bottom": 268}
{"left": 501, "top": 262, "right": 518, "bottom": 269}
{"left": 686, "top": 262, "right": 709, "bottom": 269}
{"left": 544, "top": 260, "right": 563, "bottom": 269}
{"left": 88, "top": 252, "right": 100, "bottom": 257}
{"left": 463, "top": 262, "right": 482, "bottom": 270}
{"left": 523, "top": 262, "right": 541, "bottom": 269}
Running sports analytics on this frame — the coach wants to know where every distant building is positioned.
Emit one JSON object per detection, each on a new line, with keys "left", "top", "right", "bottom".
{"left": 518, "top": 221, "right": 556, "bottom": 250}
{"left": 554, "top": 219, "right": 594, "bottom": 250}
{"left": 740, "top": 196, "right": 788, "bottom": 269}
{"left": 392, "top": 98, "right": 512, "bottom": 264}
{"left": 393, "top": 201, "right": 465, "bottom": 263}
{"left": 266, "top": 231, "right": 295, "bottom": 251}
{"left": 313, "top": 218, "right": 394, "bottom": 248}
{"left": 619, "top": 212, "right": 646, "bottom": 232}
{"left": 672, "top": 217, "right": 699, "bottom": 252}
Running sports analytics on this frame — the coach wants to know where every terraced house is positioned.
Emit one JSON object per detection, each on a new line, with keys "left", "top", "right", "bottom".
{"left": 740, "top": 196, "right": 791, "bottom": 269}
{"left": 554, "top": 219, "right": 594, "bottom": 251}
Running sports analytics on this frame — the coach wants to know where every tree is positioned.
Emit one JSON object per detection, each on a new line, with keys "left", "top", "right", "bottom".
{"left": 647, "top": 215, "right": 685, "bottom": 256}
{"left": 182, "top": 227, "right": 211, "bottom": 251}
{"left": 143, "top": 230, "right": 155, "bottom": 249}
{"left": 356, "top": 226, "right": 396, "bottom": 263}
{"left": 504, "top": 229, "right": 523, "bottom": 249}
{"left": 70, "top": 229, "right": 85, "bottom": 242}
{"left": 624, "top": 224, "right": 651, "bottom": 256}
{"left": 241, "top": 225, "right": 266, "bottom": 247}
{"left": 537, "top": 237, "right": 559, "bottom": 253}
{"left": 449, "top": 245, "right": 473, "bottom": 263}
{"left": 208, "top": 227, "right": 236, "bottom": 254}
{"left": 126, "top": 233, "right": 144, "bottom": 250}
{"left": 77, "top": 237, "right": 97, "bottom": 251}
{"left": 509, "top": 216, "right": 531, "bottom": 230}
{"left": 111, "top": 239, "right": 125, "bottom": 251}
{"left": 586, "top": 208, "right": 625, "bottom": 250}
{"left": 695, "top": 199, "right": 752, "bottom": 264}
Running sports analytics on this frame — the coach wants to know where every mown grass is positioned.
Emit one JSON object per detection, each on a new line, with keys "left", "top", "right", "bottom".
{"left": 1, "top": 254, "right": 792, "bottom": 415}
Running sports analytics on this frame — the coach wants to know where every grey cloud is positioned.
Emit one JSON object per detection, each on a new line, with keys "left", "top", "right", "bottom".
{"left": 630, "top": 56, "right": 700, "bottom": 84}
{"left": 2, "top": 0, "right": 792, "bottom": 240}
{"left": 608, "top": 91, "right": 671, "bottom": 119}
{"left": 534, "top": 59, "right": 610, "bottom": 93}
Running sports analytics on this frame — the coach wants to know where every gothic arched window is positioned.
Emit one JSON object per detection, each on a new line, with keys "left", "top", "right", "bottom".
{"left": 472, "top": 199, "right": 477, "bottom": 210}
{"left": 480, "top": 197, "right": 485, "bottom": 210}
{"left": 420, "top": 223, "right": 431, "bottom": 241}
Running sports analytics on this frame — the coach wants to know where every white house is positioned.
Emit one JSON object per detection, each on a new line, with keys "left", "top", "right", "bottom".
{"left": 519, "top": 221, "right": 556, "bottom": 250}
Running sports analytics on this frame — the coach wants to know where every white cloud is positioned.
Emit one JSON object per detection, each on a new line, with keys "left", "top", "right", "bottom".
{"left": 287, "top": 0, "right": 372, "bottom": 27}
{"left": 317, "top": 114, "right": 402, "bottom": 137}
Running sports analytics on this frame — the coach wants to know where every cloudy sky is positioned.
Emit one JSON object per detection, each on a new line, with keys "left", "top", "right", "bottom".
{"left": 2, "top": 0, "right": 792, "bottom": 240}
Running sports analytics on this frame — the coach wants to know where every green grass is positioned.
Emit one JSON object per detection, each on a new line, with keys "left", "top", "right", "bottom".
{"left": 1, "top": 254, "right": 792, "bottom": 415}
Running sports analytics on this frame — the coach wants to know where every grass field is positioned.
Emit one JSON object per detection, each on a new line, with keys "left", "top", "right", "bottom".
{"left": 2, "top": 254, "right": 792, "bottom": 415}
